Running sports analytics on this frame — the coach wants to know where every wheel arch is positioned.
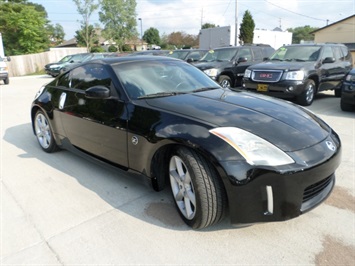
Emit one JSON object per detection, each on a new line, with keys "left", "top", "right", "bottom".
{"left": 306, "top": 74, "right": 319, "bottom": 93}
{"left": 149, "top": 140, "right": 230, "bottom": 193}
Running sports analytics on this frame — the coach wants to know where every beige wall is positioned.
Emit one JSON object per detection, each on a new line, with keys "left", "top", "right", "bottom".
{"left": 314, "top": 16, "right": 355, "bottom": 43}
{"left": 7, "top": 47, "right": 87, "bottom": 77}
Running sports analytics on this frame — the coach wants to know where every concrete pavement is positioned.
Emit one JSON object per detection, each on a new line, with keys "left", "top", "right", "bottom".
{"left": 1, "top": 76, "right": 354, "bottom": 265}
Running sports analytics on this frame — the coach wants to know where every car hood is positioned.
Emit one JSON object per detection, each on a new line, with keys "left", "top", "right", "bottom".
{"left": 193, "top": 61, "right": 230, "bottom": 71}
{"left": 248, "top": 61, "right": 315, "bottom": 71}
{"left": 145, "top": 89, "right": 330, "bottom": 152}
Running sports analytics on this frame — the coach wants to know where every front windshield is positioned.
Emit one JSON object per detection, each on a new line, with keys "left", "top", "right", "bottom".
{"left": 168, "top": 51, "right": 189, "bottom": 59}
{"left": 270, "top": 46, "right": 321, "bottom": 61}
{"left": 200, "top": 48, "right": 237, "bottom": 62}
{"left": 58, "top": 55, "right": 72, "bottom": 63}
{"left": 113, "top": 60, "right": 220, "bottom": 99}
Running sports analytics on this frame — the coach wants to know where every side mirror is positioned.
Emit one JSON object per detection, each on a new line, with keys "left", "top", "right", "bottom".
{"left": 323, "top": 57, "right": 335, "bottom": 64}
{"left": 237, "top": 57, "right": 248, "bottom": 63}
{"left": 187, "top": 58, "right": 193, "bottom": 63}
{"left": 85, "top": 86, "right": 110, "bottom": 99}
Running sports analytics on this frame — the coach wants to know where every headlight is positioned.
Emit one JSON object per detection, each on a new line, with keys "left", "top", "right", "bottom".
{"left": 204, "top": 68, "right": 218, "bottom": 78}
{"left": 210, "top": 127, "right": 294, "bottom": 166}
{"left": 285, "top": 70, "right": 304, "bottom": 81}
{"left": 34, "top": 86, "right": 45, "bottom": 99}
{"left": 244, "top": 69, "right": 251, "bottom": 78}
{"left": 345, "top": 74, "right": 355, "bottom": 82}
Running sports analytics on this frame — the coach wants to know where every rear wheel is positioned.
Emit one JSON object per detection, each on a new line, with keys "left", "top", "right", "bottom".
{"left": 218, "top": 75, "right": 232, "bottom": 88}
{"left": 297, "top": 79, "right": 315, "bottom": 106}
{"left": 34, "top": 110, "right": 59, "bottom": 153}
{"left": 169, "top": 147, "right": 227, "bottom": 229}
{"left": 4, "top": 77, "right": 9, "bottom": 85}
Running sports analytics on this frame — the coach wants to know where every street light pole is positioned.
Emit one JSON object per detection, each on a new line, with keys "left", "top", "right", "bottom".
{"left": 138, "top": 18, "right": 143, "bottom": 50}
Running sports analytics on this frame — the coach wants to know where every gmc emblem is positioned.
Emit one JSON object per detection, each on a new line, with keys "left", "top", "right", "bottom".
{"left": 260, "top": 73, "right": 273, "bottom": 78}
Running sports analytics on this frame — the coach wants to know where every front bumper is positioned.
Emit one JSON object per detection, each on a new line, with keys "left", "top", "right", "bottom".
{"left": 243, "top": 79, "right": 307, "bottom": 99}
{"left": 218, "top": 134, "right": 341, "bottom": 225}
{"left": 45, "top": 68, "right": 61, "bottom": 77}
{"left": 0, "top": 72, "right": 8, "bottom": 79}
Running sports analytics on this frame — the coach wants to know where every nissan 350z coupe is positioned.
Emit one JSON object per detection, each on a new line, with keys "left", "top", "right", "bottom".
{"left": 31, "top": 56, "right": 341, "bottom": 229}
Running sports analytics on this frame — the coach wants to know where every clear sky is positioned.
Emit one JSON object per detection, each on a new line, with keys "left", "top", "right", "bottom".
{"left": 30, "top": 0, "right": 355, "bottom": 41}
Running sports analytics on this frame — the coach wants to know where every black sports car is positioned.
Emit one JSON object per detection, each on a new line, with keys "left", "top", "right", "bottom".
{"left": 31, "top": 56, "right": 341, "bottom": 229}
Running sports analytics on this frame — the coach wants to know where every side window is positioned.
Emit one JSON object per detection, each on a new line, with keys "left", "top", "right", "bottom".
{"left": 252, "top": 47, "right": 263, "bottom": 60}
{"left": 57, "top": 72, "right": 70, "bottom": 87}
{"left": 340, "top": 46, "right": 351, "bottom": 61}
{"left": 333, "top": 47, "right": 342, "bottom": 61}
{"left": 70, "top": 64, "right": 112, "bottom": 91}
{"left": 321, "top": 46, "right": 334, "bottom": 60}
{"left": 237, "top": 48, "right": 252, "bottom": 60}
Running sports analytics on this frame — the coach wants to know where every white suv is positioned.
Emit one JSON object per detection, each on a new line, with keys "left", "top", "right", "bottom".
{"left": 0, "top": 56, "right": 10, "bottom": 85}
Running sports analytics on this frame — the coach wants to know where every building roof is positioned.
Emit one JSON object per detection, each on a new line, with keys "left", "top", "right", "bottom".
{"left": 311, "top": 14, "right": 355, "bottom": 34}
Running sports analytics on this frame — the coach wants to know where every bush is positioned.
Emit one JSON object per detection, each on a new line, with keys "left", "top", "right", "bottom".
{"left": 90, "top": 46, "right": 105, "bottom": 53}
{"left": 121, "top": 44, "right": 132, "bottom": 52}
{"left": 108, "top": 45, "right": 118, "bottom": 52}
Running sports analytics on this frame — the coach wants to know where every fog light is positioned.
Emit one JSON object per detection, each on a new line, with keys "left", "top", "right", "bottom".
{"left": 287, "top": 86, "right": 294, "bottom": 92}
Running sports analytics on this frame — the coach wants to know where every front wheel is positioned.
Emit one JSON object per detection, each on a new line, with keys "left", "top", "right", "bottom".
{"left": 218, "top": 75, "right": 232, "bottom": 88}
{"left": 297, "top": 79, "right": 316, "bottom": 106}
{"left": 34, "top": 110, "right": 59, "bottom": 153}
{"left": 340, "top": 99, "right": 354, "bottom": 111}
{"left": 4, "top": 77, "right": 9, "bottom": 85}
{"left": 169, "top": 147, "right": 227, "bottom": 229}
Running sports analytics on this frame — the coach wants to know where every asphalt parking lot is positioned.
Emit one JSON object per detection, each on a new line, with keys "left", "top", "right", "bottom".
{"left": 1, "top": 75, "right": 354, "bottom": 265}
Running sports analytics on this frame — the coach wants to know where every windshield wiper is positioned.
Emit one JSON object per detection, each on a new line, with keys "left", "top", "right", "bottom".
{"left": 270, "top": 58, "right": 283, "bottom": 61}
{"left": 138, "top": 92, "right": 187, "bottom": 99}
{"left": 192, "top": 87, "right": 219, "bottom": 93}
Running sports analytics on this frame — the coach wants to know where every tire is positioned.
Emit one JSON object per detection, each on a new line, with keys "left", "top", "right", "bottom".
{"left": 34, "top": 110, "right": 59, "bottom": 153}
{"left": 297, "top": 79, "right": 316, "bottom": 106}
{"left": 4, "top": 77, "right": 9, "bottom": 85}
{"left": 334, "top": 89, "right": 342, "bottom": 97}
{"left": 340, "top": 99, "right": 354, "bottom": 112}
{"left": 169, "top": 147, "right": 227, "bottom": 229}
{"left": 218, "top": 75, "right": 232, "bottom": 88}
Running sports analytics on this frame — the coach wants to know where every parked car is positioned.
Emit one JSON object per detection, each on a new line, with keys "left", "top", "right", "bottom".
{"left": 167, "top": 49, "right": 208, "bottom": 63}
{"left": 31, "top": 56, "right": 341, "bottom": 229}
{"left": 129, "top": 50, "right": 170, "bottom": 56}
{"left": 340, "top": 68, "right": 355, "bottom": 111}
{"left": 0, "top": 56, "right": 10, "bottom": 85}
{"left": 193, "top": 44, "right": 275, "bottom": 88}
{"left": 60, "top": 52, "right": 118, "bottom": 73}
{"left": 243, "top": 43, "right": 353, "bottom": 106}
{"left": 44, "top": 53, "right": 91, "bottom": 77}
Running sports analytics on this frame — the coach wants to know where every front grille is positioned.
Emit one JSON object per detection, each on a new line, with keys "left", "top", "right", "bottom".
{"left": 252, "top": 70, "right": 283, "bottom": 82}
{"left": 303, "top": 175, "right": 333, "bottom": 203}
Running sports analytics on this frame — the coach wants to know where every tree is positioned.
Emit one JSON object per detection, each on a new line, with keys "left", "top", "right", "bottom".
{"left": 201, "top": 23, "right": 217, "bottom": 29}
{"left": 47, "top": 23, "right": 65, "bottom": 46}
{"left": 74, "top": 24, "right": 99, "bottom": 51}
{"left": 0, "top": 2, "right": 50, "bottom": 55}
{"left": 73, "top": 0, "right": 99, "bottom": 52}
{"left": 99, "top": 0, "right": 138, "bottom": 51}
{"left": 166, "top": 31, "right": 198, "bottom": 49}
{"left": 239, "top": 10, "right": 255, "bottom": 45}
{"left": 287, "top": 26, "right": 318, "bottom": 44}
{"left": 143, "top": 27, "right": 160, "bottom": 45}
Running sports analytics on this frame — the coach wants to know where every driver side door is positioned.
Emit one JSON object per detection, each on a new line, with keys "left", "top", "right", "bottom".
{"left": 58, "top": 63, "right": 128, "bottom": 167}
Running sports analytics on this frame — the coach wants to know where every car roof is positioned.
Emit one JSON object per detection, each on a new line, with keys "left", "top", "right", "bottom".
{"left": 88, "top": 55, "right": 183, "bottom": 65}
